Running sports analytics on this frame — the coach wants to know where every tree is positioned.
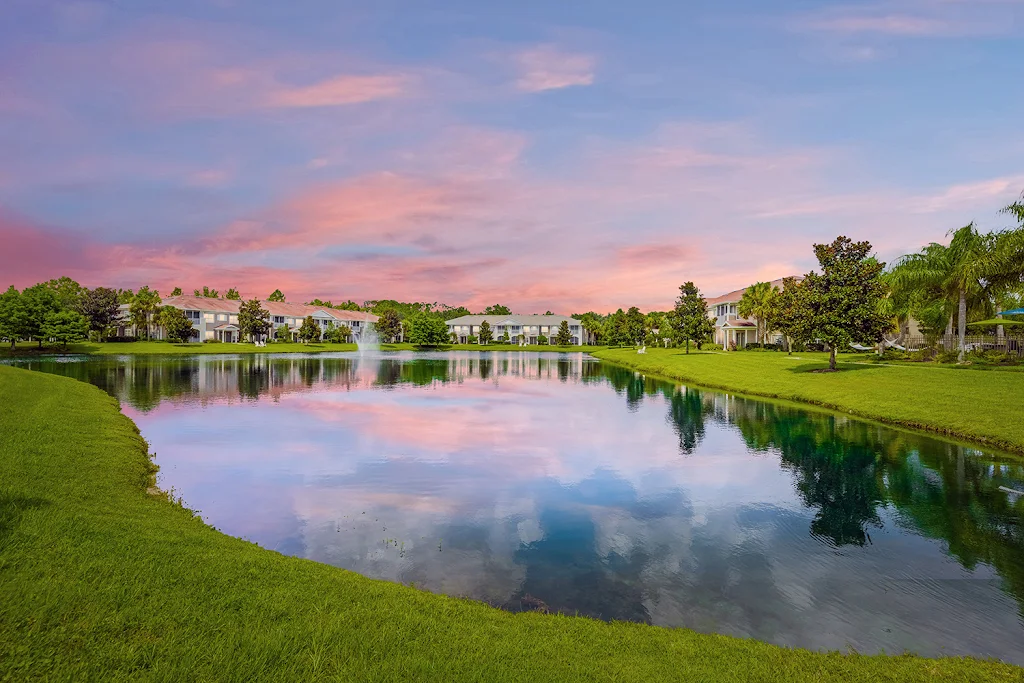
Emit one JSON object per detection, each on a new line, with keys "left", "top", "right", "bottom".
{"left": 374, "top": 308, "right": 402, "bottom": 343}
{"left": 225, "top": 288, "right": 241, "bottom": 300}
{"left": 770, "top": 277, "right": 807, "bottom": 354}
{"left": 624, "top": 306, "right": 646, "bottom": 346}
{"left": 41, "top": 310, "right": 88, "bottom": 348}
{"left": 325, "top": 324, "right": 351, "bottom": 343}
{"left": 298, "top": 316, "right": 321, "bottom": 343}
{"left": 798, "top": 236, "right": 891, "bottom": 371}
{"left": 78, "top": 287, "right": 121, "bottom": 341}
{"left": 170, "top": 287, "right": 183, "bottom": 296}
{"left": 159, "top": 306, "right": 195, "bottom": 343}
{"left": 194, "top": 286, "right": 219, "bottom": 298}
{"left": 501, "top": 331, "right": 510, "bottom": 343}
{"left": 238, "top": 298, "right": 270, "bottom": 341}
{"left": 555, "top": 320, "right": 573, "bottom": 346}
{"left": 604, "top": 309, "right": 628, "bottom": 346}
{"left": 45, "top": 276, "right": 84, "bottom": 311}
{"left": 887, "top": 223, "right": 1024, "bottom": 360}
{"left": 268, "top": 289, "right": 286, "bottom": 302}
{"left": 483, "top": 304, "right": 512, "bottom": 316}
{"left": 130, "top": 286, "right": 161, "bottom": 339}
{"left": 275, "top": 323, "right": 291, "bottom": 342}
{"left": 673, "top": 282, "right": 716, "bottom": 353}
{"left": 21, "top": 283, "right": 62, "bottom": 347}
{"left": 738, "top": 281, "right": 778, "bottom": 345}
{"left": 407, "top": 312, "right": 449, "bottom": 346}
{"left": 0, "top": 285, "right": 29, "bottom": 349}
{"left": 478, "top": 320, "right": 493, "bottom": 344}
{"left": 537, "top": 334, "right": 548, "bottom": 345}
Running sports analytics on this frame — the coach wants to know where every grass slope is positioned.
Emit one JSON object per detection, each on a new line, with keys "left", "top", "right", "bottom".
{"left": 2, "top": 366, "right": 1020, "bottom": 681}
{"left": 593, "top": 348, "right": 1024, "bottom": 454}
{"left": 0, "top": 341, "right": 602, "bottom": 357}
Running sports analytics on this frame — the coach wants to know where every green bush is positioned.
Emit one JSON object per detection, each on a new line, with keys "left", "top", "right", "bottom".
{"left": 467, "top": 335, "right": 478, "bottom": 344}
{"left": 203, "top": 338, "right": 221, "bottom": 344}
{"left": 537, "top": 335, "right": 548, "bottom": 345}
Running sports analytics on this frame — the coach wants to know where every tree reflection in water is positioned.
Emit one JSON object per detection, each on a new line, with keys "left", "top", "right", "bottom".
{"left": 8, "top": 351, "right": 1024, "bottom": 624}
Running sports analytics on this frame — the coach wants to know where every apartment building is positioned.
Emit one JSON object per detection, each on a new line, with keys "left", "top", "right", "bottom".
{"left": 445, "top": 314, "right": 594, "bottom": 345}
{"left": 704, "top": 277, "right": 801, "bottom": 349}
{"left": 137, "top": 295, "right": 378, "bottom": 342}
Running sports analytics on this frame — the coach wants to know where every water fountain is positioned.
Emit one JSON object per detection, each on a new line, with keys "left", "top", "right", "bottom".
{"left": 356, "top": 313, "right": 380, "bottom": 354}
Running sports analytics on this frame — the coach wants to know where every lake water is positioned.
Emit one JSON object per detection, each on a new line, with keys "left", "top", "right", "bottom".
{"left": 8, "top": 351, "right": 1024, "bottom": 663}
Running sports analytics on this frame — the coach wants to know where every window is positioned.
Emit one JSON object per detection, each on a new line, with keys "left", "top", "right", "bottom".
{"left": 185, "top": 310, "right": 201, "bottom": 321}
{"left": 273, "top": 316, "right": 284, "bottom": 324}
{"left": 217, "top": 314, "right": 227, "bottom": 322}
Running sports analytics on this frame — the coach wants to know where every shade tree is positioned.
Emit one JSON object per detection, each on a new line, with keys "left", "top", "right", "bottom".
{"left": 374, "top": 308, "right": 402, "bottom": 343}
{"left": 159, "top": 306, "right": 195, "bottom": 343}
{"left": 673, "top": 282, "right": 715, "bottom": 353}
{"left": 796, "top": 236, "right": 891, "bottom": 371}
{"left": 130, "top": 286, "right": 161, "bottom": 339}
{"left": 478, "top": 320, "right": 493, "bottom": 344}
{"left": 408, "top": 312, "right": 450, "bottom": 346}
{"left": 268, "top": 289, "right": 286, "bottom": 302}
{"left": 298, "top": 316, "right": 321, "bottom": 343}
{"left": 555, "top": 320, "right": 573, "bottom": 346}
{"left": 78, "top": 287, "right": 121, "bottom": 342}
{"left": 41, "top": 310, "right": 89, "bottom": 348}
{"left": 21, "top": 283, "right": 62, "bottom": 347}
{"left": 238, "top": 298, "right": 271, "bottom": 341}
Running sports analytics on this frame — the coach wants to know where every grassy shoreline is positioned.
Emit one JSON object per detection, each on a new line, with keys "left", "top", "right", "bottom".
{"left": 0, "top": 341, "right": 605, "bottom": 357}
{"left": 2, "top": 365, "right": 1020, "bottom": 681}
{"left": 592, "top": 347, "right": 1024, "bottom": 455}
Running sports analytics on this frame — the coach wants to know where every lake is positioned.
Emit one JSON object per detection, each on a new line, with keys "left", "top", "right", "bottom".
{"left": 7, "top": 350, "right": 1024, "bottom": 663}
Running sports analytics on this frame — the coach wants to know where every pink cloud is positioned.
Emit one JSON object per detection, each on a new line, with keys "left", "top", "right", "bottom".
{"left": 801, "top": 14, "right": 954, "bottom": 35}
{"left": 263, "top": 73, "right": 411, "bottom": 108}
{"left": 513, "top": 45, "right": 596, "bottom": 92}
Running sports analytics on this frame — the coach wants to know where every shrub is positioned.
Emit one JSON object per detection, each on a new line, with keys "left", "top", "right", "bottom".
{"left": 467, "top": 335, "right": 478, "bottom": 344}
{"left": 936, "top": 349, "right": 960, "bottom": 364}
{"left": 105, "top": 335, "right": 137, "bottom": 343}
{"left": 537, "top": 335, "right": 548, "bottom": 345}
{"left": 203, "top": 338, "right": 222, "bottom": 344}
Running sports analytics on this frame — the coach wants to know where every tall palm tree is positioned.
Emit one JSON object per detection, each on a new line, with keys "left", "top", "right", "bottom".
{"left": 890, "top": 223, "right": 1001, "bottom": 361}
{"left": 737, "top": 281, "right": 776, "bottom": 345}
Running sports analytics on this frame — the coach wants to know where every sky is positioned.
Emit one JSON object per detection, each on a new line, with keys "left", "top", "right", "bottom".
{"left": 1, "top": 0, "right": 1022, "bottom": 312}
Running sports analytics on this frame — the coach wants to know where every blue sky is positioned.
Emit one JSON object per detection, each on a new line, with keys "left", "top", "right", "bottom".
{"left": 1, "top": 0, "right": 1022, "bottom": 310}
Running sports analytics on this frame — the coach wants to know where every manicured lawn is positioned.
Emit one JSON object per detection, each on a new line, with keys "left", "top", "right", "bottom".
{"left": 2, "top": 365, "right": 1019, "bottom": 681}
{"left": 592, "top": 347, "right": 1024, "bottom": 454}
{"left": 0, "top": 341, "right": 602, "bottom": 357}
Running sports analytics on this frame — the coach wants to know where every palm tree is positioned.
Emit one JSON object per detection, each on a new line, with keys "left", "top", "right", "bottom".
{"left": 737, "top": 281, "right": 776, "bottom": 345}
{"left": 890, "top": 223, "right": 1002, "bottom": 361}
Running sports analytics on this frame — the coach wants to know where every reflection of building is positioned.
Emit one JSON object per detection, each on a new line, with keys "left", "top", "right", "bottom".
{"left": 123, "top": 295, "right": 378, "bottom": 342}
{"left": 704, "top": 277, "right": 801, "bottom": 349}
{"left": 445, "top": 315, "right": 594, "bottom": 345}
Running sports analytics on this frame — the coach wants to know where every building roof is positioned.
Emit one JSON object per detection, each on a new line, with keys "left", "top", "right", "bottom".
{"left": 159, "top": 296, "right": 377, "bottom": 322}
{"left": 445, "top": 314, "right": 578, "bottom": 327}
{"left": 705, "top": 276, "right": 803, "bottom": 307}
{"left": 213, "top": 323, "right": 238, "bottom": 330}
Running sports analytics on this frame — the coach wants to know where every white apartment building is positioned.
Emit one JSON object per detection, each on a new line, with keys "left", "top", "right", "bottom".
{"left": 125, "top": 295, "right": 378, "bottom": 342}
{"left": 705, "top": 277, "right": 800, "bottom": 349}
{"left": 445, "top": 314, "right": 594, "bottom": 345}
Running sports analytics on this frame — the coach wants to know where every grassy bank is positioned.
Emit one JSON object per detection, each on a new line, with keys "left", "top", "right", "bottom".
{"left": 592, "top": 347, "right": 1024, "bottom": 454}
{"left": 2, "top": 366, "right": 1019, "bottom": 681}
{"left": 0, "top": 341, "right": 602, "bottom": 357}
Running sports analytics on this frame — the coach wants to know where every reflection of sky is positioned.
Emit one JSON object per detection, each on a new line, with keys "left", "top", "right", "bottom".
{"left": 25, "top": 351, "right": 1024, "bottom": 663}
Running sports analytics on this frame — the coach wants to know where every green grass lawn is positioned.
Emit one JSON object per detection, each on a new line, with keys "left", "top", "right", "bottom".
{"left": 2, "top": 365, "right": 1020, "bottom": 681}
{"left": 592, "top": 347, "right": 1024, "bottom": 454}
{"left": 0, "top": 341, "right": 602, "bottom": 357}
